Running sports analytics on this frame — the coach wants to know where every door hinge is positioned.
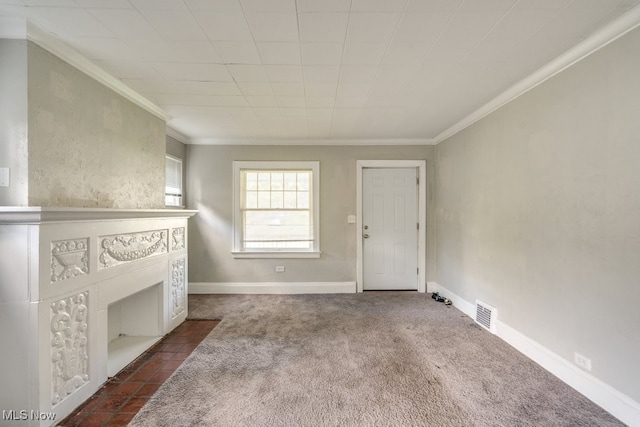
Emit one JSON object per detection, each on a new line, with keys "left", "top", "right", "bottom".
{"left": 416, "top": 176, "right": 419, "bottom": 185}
{"left": 417, "top": 268, "right": 419, "bottom": 275}
{"left": 417, "top": 222, "right": 419, "bottom": 230}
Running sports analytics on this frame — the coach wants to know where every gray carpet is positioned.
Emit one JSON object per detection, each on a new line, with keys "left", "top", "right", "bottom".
{"left": 129, "top": 293, "right": 623, "bottom": 426}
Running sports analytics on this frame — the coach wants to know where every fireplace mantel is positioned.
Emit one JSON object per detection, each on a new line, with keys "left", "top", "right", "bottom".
{"left": 0, "top": 207, "right": 197, "bottom": 426}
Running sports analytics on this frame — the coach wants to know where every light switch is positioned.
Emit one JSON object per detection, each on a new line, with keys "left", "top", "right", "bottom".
{"left": 0, "top": 167, "right": 9, "bottom": 187}
{"left": 347, "top": 215, "right": 356, "bottom": 224}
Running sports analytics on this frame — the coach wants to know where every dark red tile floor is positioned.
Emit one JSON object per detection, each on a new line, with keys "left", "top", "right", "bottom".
{"left": 57, "top": 319, "right": 219, "bottom": 427}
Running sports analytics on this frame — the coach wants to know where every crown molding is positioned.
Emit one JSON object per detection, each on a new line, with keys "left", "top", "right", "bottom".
{"left": 188, "top": 137, "right": 436, "bottom": 146}
{"left": 24, "top": 22, "right": 167, "bottom": 122}
{"left": 434, "top": 3, "right": 640, "bottom": 144}
{"left": 166, "top": 127, "right": 189, "bottom": 144}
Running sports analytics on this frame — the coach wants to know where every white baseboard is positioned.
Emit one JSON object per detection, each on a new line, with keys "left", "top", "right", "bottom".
{"left": 431, "top": 281, "right": 640, "bottom": 427}
{"left": 189, "top": 281, "right": 357, "bottom": 295}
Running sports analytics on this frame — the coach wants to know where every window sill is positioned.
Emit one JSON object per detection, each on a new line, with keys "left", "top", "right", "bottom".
{"left": 231, "top": 251, "right": 321, "bottom": 259}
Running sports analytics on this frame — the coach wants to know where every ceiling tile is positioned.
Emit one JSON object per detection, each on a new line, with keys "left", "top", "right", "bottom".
{"left": 121, "top": 78, "right": 175, "bottom": 94}
{"left": 339, "top": 65, "right": 379, "bottom": 84}
{"left": 459, "top": 0, "right": 517, "bottom": 11}
{"left": 393, "top": 12, "right": 452, "bottom": 43}
{"left": 170, "top": 81, "right": 243, "bottom": 95}
{"left": 130, "top": 0, "right": 188, "bottom": 10}
{"left": 305, "top": 97, "right": 336, "bottom": 108}
{"left": 306, "top": 108, "right": 333, "bottom": 118}
{"left": 185, "top": 0, "right": 244, "bottom": 12}
{"left": 281, "top": 108, "right": 308, "bottom": 117}
{"left": 303, "top": 65, "right": 341, "bottom": 84}
{"left": 347, "top": 12, "right": 401, "bottom": 43}
{"left": 265, "top": 65, "right": 304, "bottom": 82}
{"left": 25, "top": 8, "right": 114, "bottom": 38}
{"left": 383, "top": 41, "right": 430, "bottom": 65}
{"left": 304, "top": 83, "right": 337, "bottom": 97}
{"left": 227, "top": 64, "right": 269, "bottom": 81}
{"left": 296, "top": 0, "right": 350, "bottom": 12}
{"left": 88, "top": 9, "right": 159, "bottom": 39}
{"left": 277, "top": 96, "right": 306, "bottom": 108}
{"left": 247, "top": 96, "right": 278, "bottom": 107}
{"left": 253, "top": 107, "right": 282, "bottom": 117}
{"left": 214, "top": 42, "right": 262, "bottom": 64}
{"left": 141, "top": 9, "right": 207, "bottom": 40}
{"left": 241, "top": 0, "right": 296, "bottom": 12}
{"left": 246, "top": 13, "right": 299, "bottom": 42}
{"left": 75, "top": 0, "right": 133, "bottom": 8}
{"left": 153, "top": 62, "right": 233, "bottom": 81}
{"left": 257, "top": 42, "right": 302, "bottom": 64}
{"left": 301, "top": 43, "right": 344, "bottom": 65}
{"left": 125, "top": 40, "right": 221, "bottom": 63}
{"left": 69, "top": 37, "right": 137, "bottom": 60}
{"left": 195, "top": 12, "right": 253, "bottom": 41}
{"left": 350, "top": 0, "right": 407, "bottom": 12}
{"left": 335, "top": 97, "right": 367, "bottom": 107}
{"left": 237, "top": 82, "right": 274, "bottom": 95}
{"left": 405, "top": 0, "right": 462, "bottom": 12}
{"left": 299, "top": 13, "right": 349, "bottom": 42}
{"left": 271, "top": 82, "right": 305, "bottom": 96}
{"left": 337, "top": 82, "right": 370, "bottom": 98}
{"left": 342, "top": 42, "right": 387, "bottom": 64}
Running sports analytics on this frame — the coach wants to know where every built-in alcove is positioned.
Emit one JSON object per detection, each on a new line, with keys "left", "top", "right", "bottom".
{"left": 107, "top": 282, "right": 163, "bottom": 376}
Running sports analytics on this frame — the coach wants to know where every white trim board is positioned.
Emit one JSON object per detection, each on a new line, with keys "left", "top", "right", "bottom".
{"left": 189, "top": 282, "right": 356, "bottom": 294}
{"left": 188, "top": 138, "right": 435, "bottom": 146}
{"left": 430, "top": 282, "right": 640, "bottom": 427}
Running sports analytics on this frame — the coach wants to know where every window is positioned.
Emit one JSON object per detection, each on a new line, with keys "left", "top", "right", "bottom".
{"left": 232, "top": 161, "right": 320, "bottom": 258}
{"left": 165, "top": 155, "right": 183, "bottom": 207}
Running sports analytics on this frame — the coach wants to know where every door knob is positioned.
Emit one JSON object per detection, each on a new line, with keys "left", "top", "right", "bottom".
{"left": 363, "top": 234, "right": 369, "bottom": 239}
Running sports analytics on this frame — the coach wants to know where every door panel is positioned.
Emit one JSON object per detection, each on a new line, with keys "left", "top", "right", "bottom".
{"left": 363, "top": 168, "right": 418, "bottom": 290}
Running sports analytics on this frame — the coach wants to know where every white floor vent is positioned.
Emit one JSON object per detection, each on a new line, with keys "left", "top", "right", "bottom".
{"left": 475, "top": 300, "right": 497, "bottom": 334}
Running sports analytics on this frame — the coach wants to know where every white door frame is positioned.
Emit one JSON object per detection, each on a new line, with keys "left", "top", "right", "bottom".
{"left": 356, "top": 160, "right": 427, "bottom": 293}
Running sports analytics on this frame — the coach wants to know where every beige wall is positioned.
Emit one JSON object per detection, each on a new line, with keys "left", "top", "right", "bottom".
{"left": 25, "top": 42, "right": 165, "bottom": 208}
{"left": 435, "top": 27, "right": 640, "bottom": 402}
{"left": 187, "top": 145, "right": 435, "bottom": 284}
{"left": 0, "top": 39, "right": 28, "bottom": 206}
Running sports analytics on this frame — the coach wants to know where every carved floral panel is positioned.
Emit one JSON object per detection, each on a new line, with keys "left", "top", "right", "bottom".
{"left": 51, "top": 238, "right": 89, "bottom": 283}
{"left": 98, "top": 230, "right": 168, "bottom": 269}
{"left": 51, "top": 291, "right": 89, "bottom": 405}
{"left": 171, "top": 258, "right": 186, "bottom": 320}
{"left": 171, "top": 227, "right": 185, "bottom": 251}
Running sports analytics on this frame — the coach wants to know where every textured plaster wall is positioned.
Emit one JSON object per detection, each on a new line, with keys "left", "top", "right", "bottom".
{"left": 187, "top": 145, "right": 435, "bottom": 284}
{"left": 0, "top": 39, "right": 28, "bottom": 206}
{"left": 435, "top": 27, "right": 640, "bottom": 402}
{"left": 26, "top": 42, "right": 165, "bottom": 208}
{"left": 166, "top": 135, "right": 187, "bottom": 206}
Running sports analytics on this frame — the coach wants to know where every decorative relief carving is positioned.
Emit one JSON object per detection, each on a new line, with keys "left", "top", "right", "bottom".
{"left": 171, "top": 227, "right": 185, "bottom": 251}
{"left": 51, "top": 238, "right": 89, "bottom": 283}
{"left": 170, "top": 258, "right": 186, "bottom": 319}
{"left": 98, "top": 230, "right": 167, "bottom": 269}
{"left": 51, "top": 291, "right": 89, "bottom": 406}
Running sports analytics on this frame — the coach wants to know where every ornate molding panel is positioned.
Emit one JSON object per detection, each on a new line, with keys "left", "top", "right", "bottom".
{"left": 170, "top": 258, "right": 186, "bottom": 320}
{"left": 98, "top": 230, "right": 167, "bottom": 269}
{"left": 171, "top": 227, "right": 185, "bottom": 251}
{"left": 51, "top": 291, "right": 89, "bottom": 406}
{"left": 51, "top": 238, "right": 89, "bottom": 283}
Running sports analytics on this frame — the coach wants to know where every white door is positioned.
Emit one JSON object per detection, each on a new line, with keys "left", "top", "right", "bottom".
{"left": 362, "top": 168, "right": 418, "bottom": 290}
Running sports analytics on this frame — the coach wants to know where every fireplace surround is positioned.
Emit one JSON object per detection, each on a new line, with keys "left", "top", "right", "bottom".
{"left": 0, "top": 207, "right": 197, "bottom": 426}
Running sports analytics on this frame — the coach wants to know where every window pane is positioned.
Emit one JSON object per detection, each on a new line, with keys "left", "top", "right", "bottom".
{"left": 245, "top": 191, "right": 258, "bottom": 209}
{"left": 297, "top": 191, "right": 309, "bottom": 209}
{"left": 244, "top": 210, "right": 312, "bottom": 249}
{"left": 258, "top": 191, "right": 271, "bottom": 208}
{"left": 258, "top": 172, "right": 270, "bottom": 190}
{"left": 284, "top": 173, "right": 297, "bottom": 190}
{"left": 270, "top": 173, "right": 284, "bottom": 190}
{"left": 284, "top": 191, "right": 297, "bottom": 208}
{"left": 297, "top": 172, "right": 309, "bottom": 190}
{"left": 245, "top": 172, "right": 258, "bottom": 191}
{"left": 271, "top": 191, "right": 284, "bottom": 208}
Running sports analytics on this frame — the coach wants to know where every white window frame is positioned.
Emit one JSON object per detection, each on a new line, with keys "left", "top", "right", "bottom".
{"left": 165, "top": 155, "right": 183, "bottom": 208}
{"left": 232, "top": 161, "right": 321, "bottom": 259}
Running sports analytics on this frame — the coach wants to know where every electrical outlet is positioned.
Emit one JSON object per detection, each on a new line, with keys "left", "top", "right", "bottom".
{"left": 574, "top": 352, "right": 592, "bottom": 371}
{"left": 275, "top": 266, "right": 285, "bottom": 273}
